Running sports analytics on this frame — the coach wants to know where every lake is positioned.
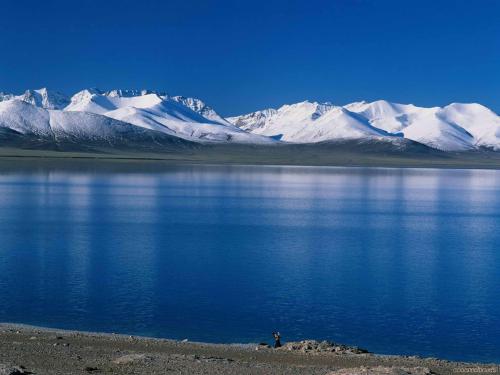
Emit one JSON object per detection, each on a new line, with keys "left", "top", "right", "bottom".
{"left": 0, "top": 162, "right": 499, "bottom": 363}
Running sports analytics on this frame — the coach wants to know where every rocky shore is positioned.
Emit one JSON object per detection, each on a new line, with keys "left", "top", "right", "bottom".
{"left": 0, "top": 324, "right": 497, "bottom": 375}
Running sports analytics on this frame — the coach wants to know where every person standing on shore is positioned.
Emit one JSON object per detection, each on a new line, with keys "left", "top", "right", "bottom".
{"left": 272, "top": 332, "right": 281, "bottom": 348}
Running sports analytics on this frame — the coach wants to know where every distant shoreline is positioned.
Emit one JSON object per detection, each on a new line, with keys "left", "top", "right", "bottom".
{"left": 0, "top": 323, "right": 498, "bottom": 375}
{"left": 1, "top": 145, "right": 500, "bottom": 171}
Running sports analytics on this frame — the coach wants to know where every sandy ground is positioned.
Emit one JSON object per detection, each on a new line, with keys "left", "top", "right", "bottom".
{"left": 0, "top": 324, "right": 498, "bottom": 375}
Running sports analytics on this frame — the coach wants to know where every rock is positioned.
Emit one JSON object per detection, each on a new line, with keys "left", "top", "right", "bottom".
{"left": 0, "top": 364, "right": 27, "bottom": 375}
{"left": 278, "top": 340, "right": 369, "bottom": 355}
{"left": 255, "top": 343, "right": 271, "bottom": 350}
{"left": 325, "top": 366, "right": 432, "bottom": 375}
{"left": 201, "top": 356, "right": 234, "bottom": 363}
{"left": 113, "top": 354, "right": 153, "bottom": 365}
{"left": 84, "top": 366, "right": 100, "bottom": 372}
{"left": 170, "top": 354, "right": 197, "bottom": 361}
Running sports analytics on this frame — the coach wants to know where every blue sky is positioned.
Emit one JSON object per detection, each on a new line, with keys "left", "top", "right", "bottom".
{"left": 0, "top": 0, "right": 498, "bottom": 115}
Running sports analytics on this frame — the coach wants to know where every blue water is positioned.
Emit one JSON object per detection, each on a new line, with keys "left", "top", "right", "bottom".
{"left": 0, "top": 164, "right": 499, "bottom": 363}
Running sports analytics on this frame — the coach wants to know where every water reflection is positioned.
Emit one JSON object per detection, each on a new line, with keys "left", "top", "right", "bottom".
{"left": 0, "top": 164, "right": 499, "bottom": 362}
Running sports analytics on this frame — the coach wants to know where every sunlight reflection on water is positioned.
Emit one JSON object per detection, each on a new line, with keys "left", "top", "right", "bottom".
{"left": 0, "top": 164, "right": 499, "bottom": 362}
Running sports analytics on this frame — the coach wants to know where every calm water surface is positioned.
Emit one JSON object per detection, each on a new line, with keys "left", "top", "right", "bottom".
{"left": 0, "top": 164, "right": 499, "bottom": 362}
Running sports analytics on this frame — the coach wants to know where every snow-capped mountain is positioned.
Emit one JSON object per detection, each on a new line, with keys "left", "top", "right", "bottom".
{"left": 228, "top": 100, "right": 397, "bottom": 143}
{"left": 65, "top": 89, "right": 273, "bottom": 144}
{"left": 0, "top": 92, "right": 15, "bottom": 102}
{"left": 20, "top": 88, "right": 70, "bottom": 110}
{"left": 228, "top": 108, "right": 278, "bottom": 132}
{"left": 66, "top": 88, "right": 165, "bottom": 114}
{"left": 0, "top": 87, "right": 498, "bottom": 152}
{"left": 170, "top": 96, "right": 230, "bottom": 125}
{"left": 65, "top": 89, "right": 228, "bottom": 124}
{"left": 345, "top": 100, "right": 500, "bottom": 151}
{"left": 0, "top": 99, "right": 191, "bottom": 150}
{"left": 2, "top": 88, "right": 267, "bottom": 145}
{"left": 229, "top": 100, "right": 500, "bottom": 151}
{"left": 0, "top": 88, "right": 70, "bottom": 110}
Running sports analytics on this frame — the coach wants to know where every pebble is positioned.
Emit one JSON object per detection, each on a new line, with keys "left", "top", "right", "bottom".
{"left": 325, "top": 366, "right": 432, "bottom": 375}
{"left": 113, "top": 354, "right": 153, "bottom": 365}
{"left": 83, "top": 366, "right": 100, "bottom": 372}
{"left": 255, "top": 343, "right": 271, "bottom": 350}
{"left": 0, "top": 364, "right": 27, "bottom": 375}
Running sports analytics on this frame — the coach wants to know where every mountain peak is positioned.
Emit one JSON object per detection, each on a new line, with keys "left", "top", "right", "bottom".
{"left": 16, "top": 88, "right": 70, "bottom": 110}
{"left": 278, "top": 100, "right": 336, "bottom": 112}
{"left": 104, "top": 89, "right": 167, "bottom": 98}
{"left": 0, "top": 92, "right": 15, "bottom": 101}
{"left": 445, "top": 102, "right": 497, "bottom": 115}
{"left": 227, "top": 107, "right": 278, "bottom": 131}
{"left": 170, "top": 95, "right": 229, "bottom": 125}
{"left": 2, "top": 88, "right": 499, "bottom": 151}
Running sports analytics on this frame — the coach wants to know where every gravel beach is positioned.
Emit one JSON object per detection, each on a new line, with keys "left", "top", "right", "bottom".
{"left": 0, "top": 324, "right": 498, "bottom": 375}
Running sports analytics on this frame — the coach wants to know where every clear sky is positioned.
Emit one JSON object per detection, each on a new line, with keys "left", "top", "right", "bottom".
{"left": 0, "top": 0, "right": 498, "bottom": 116}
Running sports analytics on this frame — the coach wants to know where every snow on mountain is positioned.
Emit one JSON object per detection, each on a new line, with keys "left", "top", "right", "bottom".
{"left": 344, "top": 100, "right": 472, "bottom": 151}
{"left": 0, "top": 100, "right": 52, "bottom": 137}
{"left": 20, "top": 88, "right": 70, "bottom": 110}
{"left": 1, "top": 87, "right": 499, "bottom": 151}
{"left": 344, "top": 100, "right": 420, "bottom": 133}
{"left": 438, "top": 103, "right": 500, "bottom": 150}
{"left": 171, "top": 96, "right": 230, "bottom": 125}
{"left": 0, "top": 92, "right": 15, "bottom": 102}
{"left": 66, "top": 89, "right": 228, "bottom": 124}
{"left": 345, "top": 100, "right": 500, "bottom": 151}
{"left": 65, "top": 89, "right": 165, "bottom": 114}
{"left": 228, "top": 108, "right": 278, "bottom": 132}
{"left": 105, "top": 105, "right": 274, "bottom": 143}
{"left": 105, "top": 89, "right": 166, "bottom": 98}
{"left": 229, "top": 100, "right": 395, "bottom": 142}
{"left": 0, "top": 88, "right": 70, "bottom": 110}
{"left": 48, "top": 110, "right": 163, "bottom": 142}
{"left": 66, "top": 89, "right": 273, "bottom": 144}
{"left": 0, "top": 99, "right": 190, "bottom": 148}
{"left": 230, "top": 99, "right": 500, "bottom": 151}
{"left": 401, "top": 110, "right": 475, "bottom": 151}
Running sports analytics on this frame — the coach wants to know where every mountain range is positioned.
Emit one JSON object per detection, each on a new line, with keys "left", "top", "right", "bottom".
{"left": 0, "top": 88, "right": 499, "bottom": 154}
